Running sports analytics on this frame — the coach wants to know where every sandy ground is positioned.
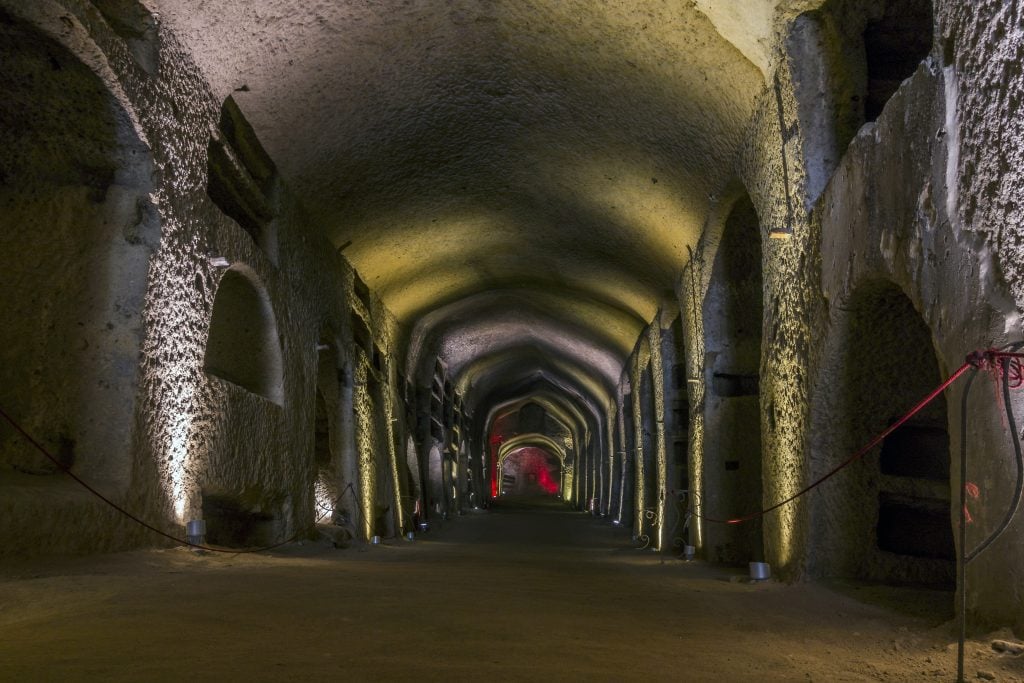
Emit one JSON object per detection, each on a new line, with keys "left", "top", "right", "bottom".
{"left": 0, "top": 497, "right": 1022, "bottom": 682}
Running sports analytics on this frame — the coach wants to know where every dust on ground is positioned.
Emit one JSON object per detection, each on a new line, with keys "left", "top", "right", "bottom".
{"left": 0, "top": 497, "right": 1021, "bottom": 682}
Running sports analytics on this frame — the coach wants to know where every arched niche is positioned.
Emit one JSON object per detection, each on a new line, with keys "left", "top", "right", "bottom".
{"left": 702, "top": 192, "right": 764, "bottom": 565}
{"left": 786, "top": 9, "right": 865, "bottom": 209}
{"left": 203, "top": 265, "right": 284, "bottom": 405}
{"left": 786, "top": 0, "right": 933, "bottom": 207}
{"left": 0, "top": 12, "right": 157, "bottom": 490}
{"left": 812, "top": 280, "right": 953, "bottom": 591}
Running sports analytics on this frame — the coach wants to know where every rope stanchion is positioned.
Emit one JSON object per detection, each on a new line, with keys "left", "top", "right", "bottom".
{"left": 664, "top": 346, "right": 1024, "bottom": 683}
{"left": 956, "top": 346, "right": 1024, "bottom": 683}
{"left": 0, "top": 405, "right": 332, "bottom": 555}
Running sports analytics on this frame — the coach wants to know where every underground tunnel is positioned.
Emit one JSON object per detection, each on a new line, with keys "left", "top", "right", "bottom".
{"left": 2, "top": 0, "right": 1024, "bottom": 680}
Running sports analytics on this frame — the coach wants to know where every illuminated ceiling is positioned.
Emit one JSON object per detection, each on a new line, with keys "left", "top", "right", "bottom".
{"left": 147, "top": 0, "right": 809, "bottom": 415}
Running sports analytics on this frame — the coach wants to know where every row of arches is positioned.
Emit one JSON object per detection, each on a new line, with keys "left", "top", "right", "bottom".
{"left": 809, "top": 279, "right": 954, "bottom": 587}
{"left": 599, "top": 186, "right": 953, "bottom": 593}
{"left": 497, "top": 436, "right": 566, "bottom": 498}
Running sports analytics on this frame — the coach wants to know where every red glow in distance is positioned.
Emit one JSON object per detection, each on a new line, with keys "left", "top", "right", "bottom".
{"left": 535, "top": 464, "right": 559, "bottom": 494}
{"left": 503, "top": 446, "right": 560, "bottom": 495}
{"left": 489, "top": 434, "right": 502, "bottom": 498}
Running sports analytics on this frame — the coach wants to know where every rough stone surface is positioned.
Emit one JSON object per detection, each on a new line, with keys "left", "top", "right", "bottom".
{"left": 146, "top": 0, "right": 765, "bottom": 403}
{"left": 0, "top": 0, "right": 406, "bottom": 556}
{"left": 4, "top": 0, "right": 1024, "bottom": 644}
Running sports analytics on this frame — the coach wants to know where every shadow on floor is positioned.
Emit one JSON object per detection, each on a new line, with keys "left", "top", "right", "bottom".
{"left": 821, "top": 577, "right": 953, "bottom": 625}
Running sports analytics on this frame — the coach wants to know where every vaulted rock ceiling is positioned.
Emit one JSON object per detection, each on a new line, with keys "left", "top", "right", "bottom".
{"left": 149, "top": 0, "right": 802, "bottom": 412}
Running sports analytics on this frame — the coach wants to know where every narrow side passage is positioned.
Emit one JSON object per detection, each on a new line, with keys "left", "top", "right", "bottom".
{"left": 0, "top": 504, "right": 976, "bottom": 682}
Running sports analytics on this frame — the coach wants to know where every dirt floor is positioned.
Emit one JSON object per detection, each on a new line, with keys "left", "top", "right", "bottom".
{"left": 1, "top": 496, "right": 1022, "bottom": 681}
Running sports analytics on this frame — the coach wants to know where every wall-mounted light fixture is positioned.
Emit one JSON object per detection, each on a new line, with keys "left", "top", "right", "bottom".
{"left": 769, "top": 72, "right": 796, "bottom": 240}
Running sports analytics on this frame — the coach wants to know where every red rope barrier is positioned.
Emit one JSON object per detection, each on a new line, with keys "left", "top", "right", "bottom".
{"left": 695, "top": 360, "right": 975, "bottom": 525}
{"left": 692, "top": 350, "right": 1024, "bottom": 525}
{"left": 0, "top": 405, "right": 324, "bottom": 554}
